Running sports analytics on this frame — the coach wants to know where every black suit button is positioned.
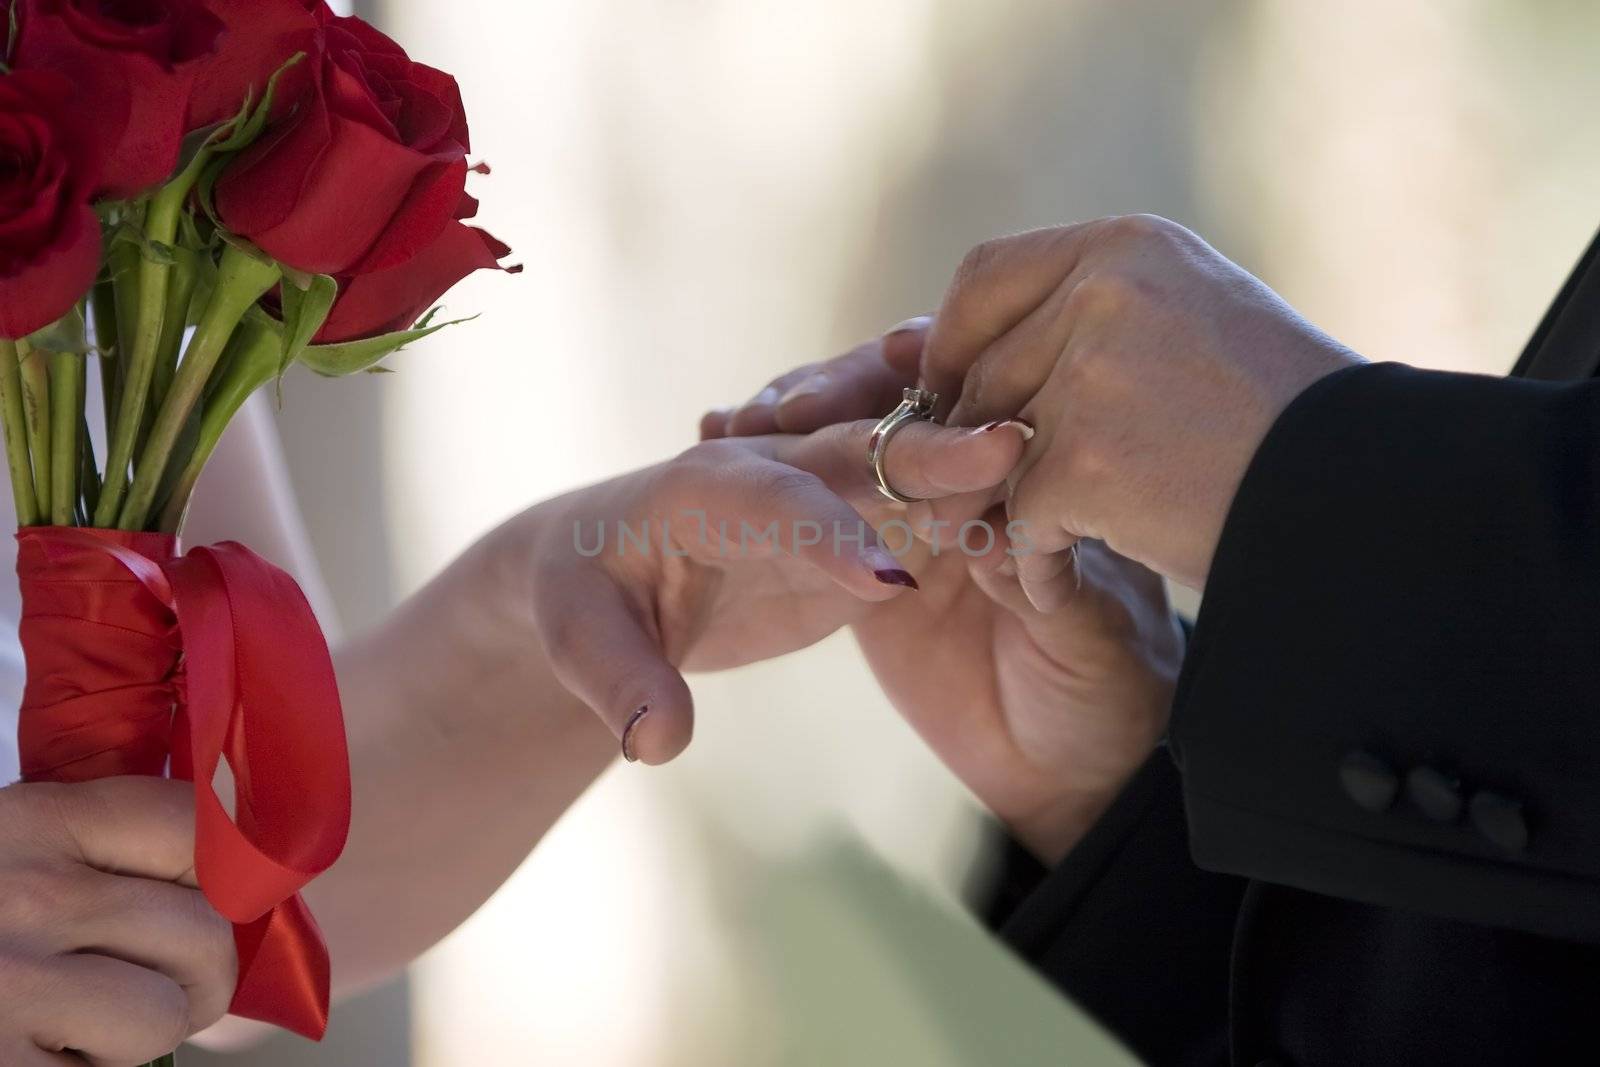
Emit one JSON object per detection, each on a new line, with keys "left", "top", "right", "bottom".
{"left": 1405, "top": 765, "right": 1464, "bottom": 822}
{"left": 1470, "top": 791, "right": 1529, "bottom": 853}
{"left": 1340, "top": 750, "right": 1398, "bottom": 812}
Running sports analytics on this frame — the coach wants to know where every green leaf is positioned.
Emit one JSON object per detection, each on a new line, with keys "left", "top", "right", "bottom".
{"left": 277, "top": 273, "right": 337, "bottom": 375}
{"left": 24, "top": 307, "right": 88, "bottom": 356}
{"left": 297, "top": 314, "right": 476, "bottom": 377}
{"left": 195, "top": 154, "right": 231, "bottom": 229}
{"left": 209, "top": 51, "right": 305, "bottom": 155}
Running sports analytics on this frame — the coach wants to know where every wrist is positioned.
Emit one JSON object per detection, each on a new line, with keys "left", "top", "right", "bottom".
{"left": 1002, "top": 783, "right": 1128, "bottom": 867}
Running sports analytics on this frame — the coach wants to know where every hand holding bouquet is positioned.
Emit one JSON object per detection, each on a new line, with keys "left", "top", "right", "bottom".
{"left": 0, "top": 0, "right": 515, "bottom": 1059}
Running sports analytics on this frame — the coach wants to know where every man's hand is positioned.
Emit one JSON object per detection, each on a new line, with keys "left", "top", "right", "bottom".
{"left": 0, "top": 777, "right": 236, "bottom": 1065}
{"left": 707, "top": 332, "right": 1183, "bottom": 863}
{"left": 924, "top": 215, "right": 1362, "bottom": 590}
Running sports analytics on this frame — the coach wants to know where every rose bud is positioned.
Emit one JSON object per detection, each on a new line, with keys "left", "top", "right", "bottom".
{"left": 11, "top": 0, "right": 226, "bottom": 199}
{"left": 0, "top": 71, "right": 108, "bottom": 340}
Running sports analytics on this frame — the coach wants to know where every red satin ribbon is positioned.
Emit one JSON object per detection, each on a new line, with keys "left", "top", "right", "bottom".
{"left": 15, "top": 527, "right": 351, "bottom": 1041}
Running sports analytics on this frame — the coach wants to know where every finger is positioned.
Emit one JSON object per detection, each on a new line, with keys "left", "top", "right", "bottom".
{"left": 670, "top": 449, "right": 923, "bottom": 601}
{"left": 923, "top": 223, "right": 1104, "bottom": 411}
{"left": 4, "top": 1044, "right": 79, "bottom": 1066}
{"left": 25, "top": 952, "right": 192, "bottom": 1067}
{"left": 755, "top": 418, "right": 1032, "bottom": 509}
{"left": 880, "top": 316, "right": 933, "bottom": 375}
{"left": 26, "top": 778, "right": 199, "bottom": 888}
{"left": 961, "top": 498, "right": 1083, "bottom": 615}
{"left": 772, "top": 339, "right": 918, "bottom": 435}
{"left": 699, "top": 407, "right": 734, "bottom": 441}
{"left": 1015, "top": 545, "right": 1083, "bottom": 614}
{"left": 945, "top": 273, "right": 1080, "bottom": 429}
{"left": 1003, "top": 444, "right": 1085, "bottom": 612}
{"left": 536, "top": 567, "right": 697, "bottom": 766}
{"left": 71, "top": 873, "right": 236, "bottom": 1034}
{"left": 725, "top": 363, "right": 823, "bottom": 437}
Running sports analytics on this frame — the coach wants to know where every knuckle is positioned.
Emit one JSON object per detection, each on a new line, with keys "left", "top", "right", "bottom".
{"left": 669, "top": 440, "right": 737, "bottom": 482}
{"left": 1067, "top": 270, "right": 1144, "bottom": 321}
{"left": 185, "top": 896, "right": 237, "bottom": 1029}
{"left": 1103, "top": 212, "right": 1176, "bottom": 244}
{"left": 759, "top": 466, "right": 825, "bottom": 509}
{"left": 0, "top": 861, "right": 81, "bottom": 932}
{"left": 540, "top": 612, "right": 585, "bottom": 665}
{"left": 953, "top": 237, "right": 1006, "bottom": 296}
{"left": 1064, "top": 435, "right": 1113, "bottom": 494}
{"left": 0, "top": 782, "right": 68, "bottom": 848}
{"left": 148, "top": 974, "right": 195, "bottom": 1051}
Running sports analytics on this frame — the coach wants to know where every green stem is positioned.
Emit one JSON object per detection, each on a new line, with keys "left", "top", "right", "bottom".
{"left": 120, "top": 243, "right": 280, "bottom": 532}
{"left": 0, "top": 339, "right": 39, "bottom": 527}
{"left": 106, "top": 224, "right": 140, "bottom": 436}
{"left": 48, "top": 351, "right": 82, "bottom": 527}
{"left": 16, "top": 340, "right": 51, "bottom": 521}
{"left": 79, "top": 411, "right": 100, "bottom": 524}
{"left": 152, "top": 244, "right": 199, "bottom": 415}
{"left": 156, "top": 317, "right": 280, "bottom": 533}
{"left": 94, "top": 180, "right": 190, "bottom": 527}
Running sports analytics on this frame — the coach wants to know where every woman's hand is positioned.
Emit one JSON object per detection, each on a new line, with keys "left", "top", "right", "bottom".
{"left": 708, "top": 327, "right": 1184, "bottom": 863}
{"left": 480, "top": 413, "right": 1031, "bottom": 766}
{"left": 0, "top": 777, "right": 236, "bottom": 1065}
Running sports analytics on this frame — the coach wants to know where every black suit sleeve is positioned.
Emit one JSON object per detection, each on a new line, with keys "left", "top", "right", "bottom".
{"left": 1169, "top": 361, "right": 1600, "bottom": 943}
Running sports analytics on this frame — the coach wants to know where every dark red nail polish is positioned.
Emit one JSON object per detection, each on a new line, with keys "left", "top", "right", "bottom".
{"left": 980, "top": 418, "right": 1036, "bottom": 440}
{"left": 621, "top": 705, "right": 649, "bottom": 763}
{"left": 874, "top": 569, "right": 920, "bottom": 590}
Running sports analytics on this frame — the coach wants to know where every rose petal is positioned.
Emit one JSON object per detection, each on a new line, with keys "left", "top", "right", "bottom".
{"left": 315, "top": 222, "right": 515, "bottom": 343}
{"left": 0, "top": 201, "right": 102, "bottom": 340}
{"left": 347, "top": 156, "right": 467, "bottom": 275}
{"left": 186, "top": 0, "right": 321, "bottom": 129}
{"left": 213, "top": 84, "right": 334, "bottom": 237}
{"left": 220, "top": 111, "right": 437, "bottom": 275}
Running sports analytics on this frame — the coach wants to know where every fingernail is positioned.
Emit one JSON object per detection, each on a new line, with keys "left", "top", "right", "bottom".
{"left": 874, "top": 568, "right": 920, "bottom": 590}
{"left": 977, "top": 418, "right": 1036, "bottom": 441}
{"left": 885, "top": 315, "right": 933, "bottom": 337}
{"left": 748, "top": 386, "right": 781, "bottom": 409}
{"left": 778, "top": 374, "right": 828, "bottom": 408}
{"left": 621, "top": 705, "right": 649, "bottom": 763}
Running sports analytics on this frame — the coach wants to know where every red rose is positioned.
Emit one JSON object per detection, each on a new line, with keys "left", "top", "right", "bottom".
{"left": 213, "top": 13, "right": 473, "bottom": 277}
{"left": 0, "top": 71, "right": 108, "bottom": 340}
{"left": 12, "top": 0, "right": 225, "bottom": 199}
{"left": 186, "top": 0, "right": 325, "bottom": 131}
{"left": 316, "top": 222, "right": 519, "bottom": 344}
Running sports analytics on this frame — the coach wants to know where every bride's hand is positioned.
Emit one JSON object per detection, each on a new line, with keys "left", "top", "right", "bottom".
{"left": 480, "top": 414, "right": 1030, "bottom": 766}
{"left": 709, "top": 324, "right": 1184, "bottom": 863}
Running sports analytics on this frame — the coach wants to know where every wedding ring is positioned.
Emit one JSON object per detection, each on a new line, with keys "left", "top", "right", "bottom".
{"left": 868, "top": 388, "right": 940, "bottom": 504}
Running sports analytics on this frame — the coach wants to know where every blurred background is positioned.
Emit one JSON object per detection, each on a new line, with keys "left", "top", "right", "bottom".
{"left": 190, "top": 0, "right": 1600, "bottom": 1063}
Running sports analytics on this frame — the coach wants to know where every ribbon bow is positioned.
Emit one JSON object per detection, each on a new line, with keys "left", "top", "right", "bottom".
{"left": 15, "top": 527, "right": 351, "bottom": 1040}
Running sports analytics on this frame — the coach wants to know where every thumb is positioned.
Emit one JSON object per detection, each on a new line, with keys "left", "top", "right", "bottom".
{"left": 535, "top": 568, "right": 695, "bottom": 765}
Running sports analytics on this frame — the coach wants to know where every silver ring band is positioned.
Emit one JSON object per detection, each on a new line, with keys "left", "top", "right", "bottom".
{"left": 868, "top": 388, "right": 940, "bottom": 504}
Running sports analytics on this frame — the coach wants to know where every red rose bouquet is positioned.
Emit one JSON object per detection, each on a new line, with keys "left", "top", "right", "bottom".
{"left": 0, "top": 1, "right": 516, "bottom": 1061}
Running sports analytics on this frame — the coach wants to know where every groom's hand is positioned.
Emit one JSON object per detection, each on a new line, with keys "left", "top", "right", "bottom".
{"left": 708, "top": 336, "right": 1184, "bottom": 864}
{"left": 923, "top": 215, "right": 1361, "bottom": 589}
